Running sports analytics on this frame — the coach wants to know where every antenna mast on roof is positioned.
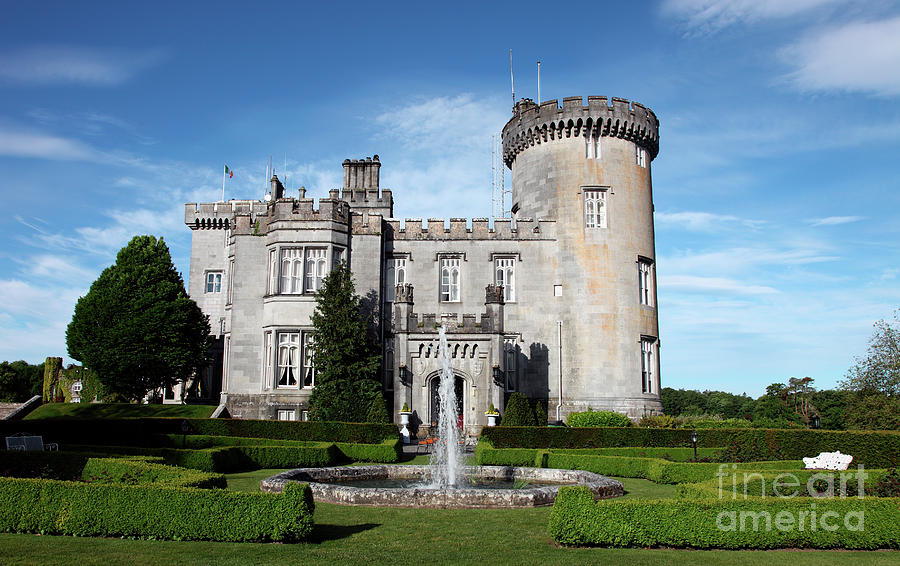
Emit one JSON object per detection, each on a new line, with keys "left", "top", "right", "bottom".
{"left": 509, "top": 49, "right": 515, "bottom": 109}
{"left": 492, "top": 134, "right": 510, "bottom": 219}
{"left": 537, "top": 60, "right": 541, "bottom": 104}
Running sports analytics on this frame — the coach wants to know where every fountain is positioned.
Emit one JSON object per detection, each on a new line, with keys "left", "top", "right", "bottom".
{"left": 260, "top": 326, "right": 624, "bottom": 507}
{"left": 428, "top": 325, "right": 463, "bottom": 488}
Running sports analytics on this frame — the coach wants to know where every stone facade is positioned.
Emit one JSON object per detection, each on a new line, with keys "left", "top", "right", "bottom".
{"left": 185, "top": 95, "right": 663, "bottom": 429}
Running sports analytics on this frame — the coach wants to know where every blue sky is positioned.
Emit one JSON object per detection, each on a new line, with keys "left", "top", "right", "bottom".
{"left": 1, "top": 0, "right": 898, "bottom": 397}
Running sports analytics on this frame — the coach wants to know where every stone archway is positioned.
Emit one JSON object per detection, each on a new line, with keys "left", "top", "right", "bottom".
{"left": 426, "top": 372, "right": 466, "bottom": 429}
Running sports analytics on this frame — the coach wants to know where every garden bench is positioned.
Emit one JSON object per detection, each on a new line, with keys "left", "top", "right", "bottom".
{"left": 5, "top": 434, "right": 58, "bottom": 451}
{"left": 802, "top": 451, "right": 853, "bottom": 470}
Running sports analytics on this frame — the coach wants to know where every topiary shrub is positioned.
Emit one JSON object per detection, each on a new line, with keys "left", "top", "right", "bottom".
{"left": 534, "top": 401, "right": 546, "bottom": 426}
{"left": 639, "top": 414, "right": 677, "bottom": 428}
{"left": 501, "top": 393, "right": 535, "bottom": 426}
{"left": 366, "top": 395, "right": 390, "bottom": 424}
{"left": 567, "top": 409, "right": 631, "bottom": 428}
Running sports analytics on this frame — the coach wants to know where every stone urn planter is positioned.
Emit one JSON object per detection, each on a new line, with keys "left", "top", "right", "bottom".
{"left": 399, "top": 410, "right": 412, "bottom": 444}
{"left": 485, "top": 413, "right": 500, "bottom": 427}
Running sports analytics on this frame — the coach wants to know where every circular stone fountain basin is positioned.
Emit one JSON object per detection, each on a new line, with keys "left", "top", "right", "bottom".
{"left": 260, "top": 465, "right": 624, "bottom": 508}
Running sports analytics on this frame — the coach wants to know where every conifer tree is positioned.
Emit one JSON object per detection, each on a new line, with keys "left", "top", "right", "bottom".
{"left": 307, "top": 264, "right": 382, "bottom": 422}
{"left": 66, "top": 236, "right": 210, "bottom": 401}
{"left": 501, "top": 392, "right": 536, "bottom": 426}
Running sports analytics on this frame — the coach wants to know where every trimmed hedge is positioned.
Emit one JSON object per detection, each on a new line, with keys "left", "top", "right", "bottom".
{"left": 548, "top": 486, "right": 900, "bottom": 549}
{"left": 157, "top": 434, "right": 320, "bottom": 449}
{"left": 0, "top": 451, "right": 90, "bottom": 480}
{"left": 335, "top": 439, "right": 402, "bottom": 463}
{"left": 0, "top": 477, "right": 314, "bottom": 542}
{"left": 480, "top": 426, "right": 900, "bottom": 468}
{"left": 475, "top": 441, "right": 804, "bottom": 484}
{"left": 676, "top": 469, "right": 892, "bottom": 500}
{"left": 67, "top": 444, "right": 338, "bottom": 472}
{"left": 551, "top": 447, "right": 723, "bottom": 462}
{"left": 80, "top": 457, "right": 226, "bottom": 489}
{"left": 1, "top": 417, "right": 398, "bottom": 446}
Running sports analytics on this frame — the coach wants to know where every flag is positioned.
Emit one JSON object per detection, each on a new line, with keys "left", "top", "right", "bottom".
{"left": 224, "top": 165, "right": 233, "bottom": 178}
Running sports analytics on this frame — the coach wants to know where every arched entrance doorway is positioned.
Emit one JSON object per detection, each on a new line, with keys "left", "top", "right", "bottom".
{"left": 429, "top": 374, "right": 465, "bottom": 430}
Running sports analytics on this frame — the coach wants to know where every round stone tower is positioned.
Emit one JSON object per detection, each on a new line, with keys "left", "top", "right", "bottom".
{"left": 501, "top": 95, "right": 662, "bottom": 419}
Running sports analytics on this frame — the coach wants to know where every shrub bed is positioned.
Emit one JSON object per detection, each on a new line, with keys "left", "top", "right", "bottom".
{"left": 676, "top": 469, "right": 892, "bottom": 500}
{"left": 335, "top": 439, "right": 402, "bottom": 463}
{"left": 80, "top": 457, "right": 226, "bottom": 489}
{"left": 548, "top": 486, "right": 900, "bottom": 549}
{"left": 0, "top": 477, "right": 314, "bottom": 542}
{"left": 480, "top": 426, "right": 900, "bottom": 467}
{"left": 1, "top": 418, "right": 398, "bottom": 446}
{"left": 66, "top": 444, "right": 339, "bottom": 472}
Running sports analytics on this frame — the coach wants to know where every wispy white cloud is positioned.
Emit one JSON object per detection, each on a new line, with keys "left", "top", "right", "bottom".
{"left": 0, "top": 46, "right": 165, "bottom": 86}
{"left": 806, "top": 216, "right": 865, "bottom": 226}
{"left": 665, "top": 275, "right": 779, "bottom": 295}
{"left": 21, "top": 255, "right": 97, "bottom": 284}
{"left": 661, "top": 0, "right": 848, "bottom": 33}
{"left": 779, "top": 17, "right": 900, "bottom": 97}
{"left": 656, "top": 211, "right": 765, "bottom": 232}
{"left": 373, "top": 94, "right": 507, "bottom": 219}
{"left": 0, "top": 129, "right": 99, "bottom": 160}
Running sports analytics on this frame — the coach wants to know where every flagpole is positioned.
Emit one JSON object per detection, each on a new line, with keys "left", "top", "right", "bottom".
{"left": 221, "top": 163, "right": 226, "bottom": 202}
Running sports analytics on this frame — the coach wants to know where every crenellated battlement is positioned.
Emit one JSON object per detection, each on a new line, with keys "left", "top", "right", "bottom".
{"left": 185, "top": 200, "right": 262, "bottom": 230}
{"left": 501, "top": 95, "right": 659, "bottom": 167}
{"left": 383, "top": 217, "right": 556, "bottom": 240}
{"left": 186, "top": 197, "right": 350, "bottom": 232}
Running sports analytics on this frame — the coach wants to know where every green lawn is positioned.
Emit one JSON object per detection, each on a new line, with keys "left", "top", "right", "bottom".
{"left": 23, "top": 403, "right": 217, "bottom": 420}
{"left": 1, "top": 464, "right": 896, "bottom": 564}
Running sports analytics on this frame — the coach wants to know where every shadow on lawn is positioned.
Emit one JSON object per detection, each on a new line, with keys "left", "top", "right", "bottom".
{"left": 308, "top": 523, "right": 380, "bottom": 543}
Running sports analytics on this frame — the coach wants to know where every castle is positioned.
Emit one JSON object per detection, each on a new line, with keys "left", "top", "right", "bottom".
{"left": 184, "top": 95, "right": 663, "bottom": 428}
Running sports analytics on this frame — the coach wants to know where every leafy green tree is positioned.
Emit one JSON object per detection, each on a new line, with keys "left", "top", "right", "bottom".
{"left": 809, "top": 389, "right": 849, "bottom": 430}
{"left": 840, "top": 310, "right": 900, "bottom": 396}
{"left": 501, "top": 392, "right": 536, "bottom": 426}
{"left": 66, "top": 236, "right": 210, "bottom": 401}
{"left": 844, "top": 394, "right": 900, "bottom": 430}
{"left": 307, "top": 264, "right": 382, "bottom": 422}
{"left": 0, "top": 360, "right": 44, "bottom": 402}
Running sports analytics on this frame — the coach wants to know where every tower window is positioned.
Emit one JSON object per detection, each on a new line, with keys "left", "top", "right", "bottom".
{"left": 638, "top": 258, "right": 654, "bottom": 307}
{"left": 495, "top": 257, "right": 516, "bottom": 302}
{"left": 305, "top": 248, "right": 327, "bottom": 292}
{"left": 440, "top": 257, "right": 460, "bottom": 302}
{"left": 280, "top": 248, "right": 304, "bottom": 294}
{"left": 276, "top": 331, "right": 315, "bottom": 389}
{"left": 205, "top": 271, "right": 222, "bottom": 293}
{"left": 504, "top": 336, "right": 518, "bottom": 392}
{"left": 277, "top": 332, "right": 300, "bottom": 388}
{"left": 385, "top": 257, "right": 407, "bottom": 302}
{"left": 641, "top": 337, "right": 657, "bottom": 394}
{"left": 635, "top": 145, "right": 647, "bottom": 168}
{"left": 585, "top": 134, "right": 600, "bottom": 160}
{"left": 302, "top": 332, "right": 316, "bottom": 388}
{"left": 584, "top": 189, "right": 607, "bottom": 229}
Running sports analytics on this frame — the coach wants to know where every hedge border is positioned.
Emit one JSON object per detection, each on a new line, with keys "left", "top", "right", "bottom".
{"left": 548, "top": 486, "right": 900, "bottom": 549}
{"left": 480, "top": 426, "right": 900, "bottom": 467}
{"left": 0, "top": 477, "right": 314, "bottom": 542}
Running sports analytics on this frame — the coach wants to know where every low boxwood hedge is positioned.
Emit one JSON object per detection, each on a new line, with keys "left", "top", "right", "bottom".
{"left": 475, "top": 441, "right": 804, "bottom": 484}
{"left": 0, "top": 477, "right": 314, "bottom": 542}
{"left": 480, "top": 426, "right": 900, "bottom": 468}
{"left": 67, "top": 443, "right": 339, "bottom": 472}
{"left": 80, "top": 457, "right": 226, "bottom": 489}
{"left": 1, "top": 418, "right": 399, "bottom": 446}
{"left": 335, "top": 439, "right": 402, "bottom": 463}
{"left": 676, "top": 469, "right": 892, "bottom": 500}
{"left": 548, "top": 486, "right": 900, "bottom": 549}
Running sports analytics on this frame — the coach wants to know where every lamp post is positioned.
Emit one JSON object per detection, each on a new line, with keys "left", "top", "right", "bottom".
{"left": 691, "top": 430, "right": 698, "bottom": 462}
